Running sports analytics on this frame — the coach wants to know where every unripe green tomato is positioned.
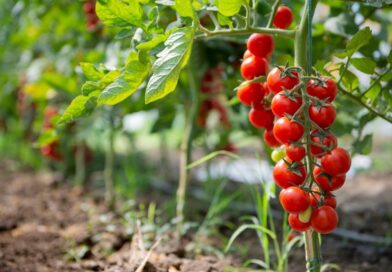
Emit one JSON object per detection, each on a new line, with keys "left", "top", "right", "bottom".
{"left": 299, "top": 206, "right": 312, "bottom": 223}
{"left": 271, "top": 148, "right": 286, "bottom": 162}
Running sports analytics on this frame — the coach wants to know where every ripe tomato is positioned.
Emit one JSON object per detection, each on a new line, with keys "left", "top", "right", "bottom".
{"left": 273, "top": 117, "right": 304, "bottom": 144}
{"left": 310, "top": 129, "right": 337, "bottom": 157}
{"left": 309, "top": 104, "right": 336, "bottom": 129}
{"left": 246, "top": 33, "right": 274, "bottom": 58}
{"left": 264, "top": 129, "right": 281, "bottom": 147}
{"left": 273, "top": 6, "right": 293, "bottom": 29}
{"left": 273, "top": 159, "right": 306, "bottom": 188}
{"left": 267, "top": 67, "right": 300, "bottom": 95}
{"left": 311, "top": 205, "right": 338, "bottom": 234}
{"left": 288, "top": 213, "right": 311, "bottom": 232}
{"left": 321, "top": 147, "right": 351, "bottom": 176}
{"left": 271, "top": 91, "right": 302, "bottom": 117}
{"left": 313, "top": 166, "right": 345, "bottom": 191}
{"left": 44, "top": 106, "right": 58, "bottom": 129}
{"left": 286, "top": 144, "right": 306, "bottom": 161}
{"left": 237, "top": 83, "right": 265, "bottom": 106}
{"left": 41, "top": 141, "right": 63, "bottom": 161}
{"left": 279, "top": 187, "right": 310, "bottom": 214}
{"left": 263, "top": 82, "right": 271, "bottom": 96}
{"left": 241, "top": 55, "right": 269, "bottom": 80}
{"left": 248, "top": 102, "right": 274, "bottom": 129}
{"left": 306, "top": 77, "right": 338, "bottom": 102}
{"left": 243, "top": 49, "right": 253, "bottom": 60}
{"left": 309, "top": 188, "right": 337, "bottom": 209}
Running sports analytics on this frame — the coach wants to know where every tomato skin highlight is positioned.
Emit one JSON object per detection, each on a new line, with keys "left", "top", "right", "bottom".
{"left": 271, "top": 91, "right": 302, "bottom": 118}
{"left": 273, "top": 117, "right": 304, "bottom": 144}
{"left": 279, "top": 187, "right": 310, "bottom": 214}
{"left": 267, "top": 67, "right": 300, "bottom": 95}
{"left": 237, "top": 83, "right": 265, "bottom": 106}
{"left": 248, "top": 103, "right": 275, "bottom": 129}
{"left": 273, "top": 159, "right": 306, "bottom": 188}
{"left": 288, "top": 213, "right": 311, "bottom": 232}
{"left": 306, "top": 77, "right": 338, "bottom": 103}
{"left": 243, "top": 49, "right": 253, "bottom": 60}
{"left": 273, "top": 6, "right": 294, "bottom": 29}
{"left": 264, "top": 129, "right": 281, "bottom": 147}
{"left": 241, "top": 56, "right": 269, "bottom": 80}
{"left": 246, "top": 34, "right": 275, "bottom": 58}
{"left": 311, "top": 205, "right": 338, "bottom": 234}
{"left": 310, "top": 129, "right": 337, "bottom": 157}
{"left": 286, "top": 144, "right": 306, "bottom": 161}
{"left": 313, "top": 166, "right": 345, "bottom": 192}
{"left": 309, "top": 104, "right": 336, "bottom": 129}
{"left": 321, "top": 147, "right": 351, "bottom": 176}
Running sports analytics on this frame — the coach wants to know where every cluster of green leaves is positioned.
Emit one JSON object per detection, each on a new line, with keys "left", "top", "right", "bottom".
{"left": 59, "top": 0, "right": 277, "bottom": 124}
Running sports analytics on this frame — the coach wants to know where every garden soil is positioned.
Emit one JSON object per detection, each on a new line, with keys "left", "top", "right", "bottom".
{"left": 0, "top": 163, "right": 391, "bottom": 272}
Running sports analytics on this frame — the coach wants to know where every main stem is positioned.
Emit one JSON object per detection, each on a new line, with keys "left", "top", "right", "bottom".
{"left": 105, "top": 109, "right": 115, "bottom": 210}
{"left": 294, "top": 1, "right": 321, "bottom": 271}
{"left": 176, "top": 61, "right": 198, "bottom": 234}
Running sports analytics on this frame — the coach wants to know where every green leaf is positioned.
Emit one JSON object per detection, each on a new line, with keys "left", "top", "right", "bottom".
{"left": 96, "top": 0, "right": 143, "bottom": 28}
{"left": 175, "top": 0, "right": 194, "bottom": 18}
{"left": 387, "top": 50, "right": 392, "bottom": 63}
{"left": 335, "top": 27, "right": 372, "bottom": 58}
{"left": 58, "top": 92, "right": 99, "bottom": 124}
{"left": 217, "top": 13, "right": 233, "bottom": 28}
{"left": 98, "top": 52, "right": 151, "bottom": 105}
{"left": 136, "top": 34, "right": 168, "bottom": 51}
{"left": 364, "top": 82, "right": 381, "bottom": 103}
{"left": 81, "top": 81, "right": 102, "bottom": 96}
{"left": 341, "top": 69, "right": 359, "bottom": 92}
{"left": 38, "top": 129, "right": 58, "bottom": 146}
{"left": 353, "top": 134, "right": 373, "bottom": 155}
{"left": 215, "top": 0, "right": 247, "bottom": 17}
{"left": 80, "top": 63, "right": 105, "bottom": 81}
{"left": 145, "top": 27, "right": 194, "bottom": 103}
{"left": 350, "top": 58, "right": 376, "bottom": 74}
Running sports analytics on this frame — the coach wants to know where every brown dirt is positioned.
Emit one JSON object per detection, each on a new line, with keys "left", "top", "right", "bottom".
{"left": 0, "top": 165, "right": 237, "bottom": 272}
{"left": 1, "top": 163, "right": 392, "bottom": 272}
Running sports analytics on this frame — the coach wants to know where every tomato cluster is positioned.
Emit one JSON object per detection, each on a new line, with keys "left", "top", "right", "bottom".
{"left": 237, "top": 11, "right": 351, "bottom": 234}
{"left": 83, "top": 0, "right": 99, "bottom": 31}
{"left": 198, "top": 66, "right": 235, "bottom": 152}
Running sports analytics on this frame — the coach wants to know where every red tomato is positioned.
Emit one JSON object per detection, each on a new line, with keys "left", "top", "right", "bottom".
{"left": 44, "top": 106, "right": 58, "bottom": 129}
{"left": 273, "top": 6, "right": 293, "bottom": 29}
{"left": 263, "top": 129, "right": 281, "bottom": 147}
{"left": 306, "top": 77, "right": 338, "bottom": 103}
{"left": 273, "top": 158, "right": 306, "bottom": 188}
{"left": 309, "top": 104, "right": 336, "bottom": 129}
{"left": 279, "top": 187, "right": 310, "bottom": 214}
{"left": 309, "top": 188, "right": 337, "bottom": 209}
{"left": 246, "top": 34, "right": 274, "bottom": 58}
{"left": 241, "top": 56, "right": 269, "bottom": 80}
{"left": 286, "top": 144, "right": 306, "bottom": 161}
{"left": 271, "top": 91, "right": 302, "bottom": 117}
{"left": 41, "top": 141, "right": 63, "bottom": 161}
{"left": 310, "top": 129, "right": 337, "bottom": 157}
{"left": 248, "top": 102, "right": 274, "bottom": 129}
{"left": 273, "top": 117, "right": 304, "bottom": 144}
{"left": 243, "top": 49, "right": 253, "bottom": 60}
{"left": 288, "top": 213, "right": 311, "bottom": 232}
{"left": 313, "top": 166, "right": 345, "bottom": 192}
{"left": 321, "top": 147, "right": 351, "bottom": 176}
{"left": 311, "top": 205, "right": 338, "bottom": 234}
{"left": 237, "top": 83, "right": 265, "bottom": 106}
{"left": 83, "top": 2, "right": 95, "bottom": 13}
{"left": 267, "top": 67, "right": 300, "bottom": 95}
{"left": 263, "top": 82, "right": 271, "bottom": 96}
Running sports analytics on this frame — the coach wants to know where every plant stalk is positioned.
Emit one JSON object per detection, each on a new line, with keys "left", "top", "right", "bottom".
{"left": 176, "top": 60, "right": 199, "bottom": 234}
{"left": 104, "top": 109, "right": 115, "bottom": 209}
{"left": 294, "top": 0, "right": 321, "bottom": 271}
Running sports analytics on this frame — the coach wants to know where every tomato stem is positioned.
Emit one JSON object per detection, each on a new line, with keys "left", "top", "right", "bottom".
{"left": 294, "top": 0, "right": 322, "bottom": 271}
